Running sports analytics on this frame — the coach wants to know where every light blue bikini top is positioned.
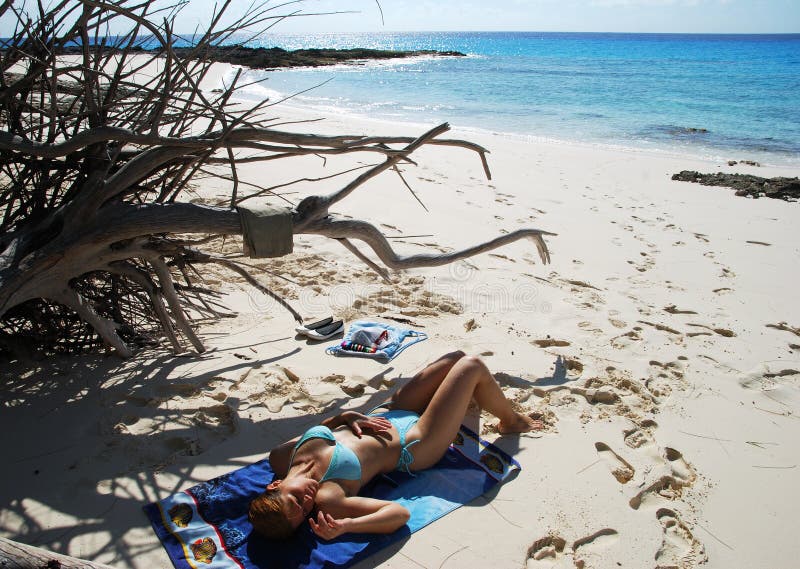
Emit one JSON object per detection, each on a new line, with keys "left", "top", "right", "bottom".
{"left": 289, "top": 425, "right": 362, "bottom": 482}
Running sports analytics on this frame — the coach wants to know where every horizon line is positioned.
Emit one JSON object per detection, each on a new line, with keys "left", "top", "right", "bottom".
{"left": 253, "top": 30, "right": 800, "bottom": 36}
{"left": 4, "top": 30, "right": 798, "bottom": 41}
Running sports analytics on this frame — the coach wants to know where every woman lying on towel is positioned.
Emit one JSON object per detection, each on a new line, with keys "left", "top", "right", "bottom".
{"left": 248, "top": 351, "right": 543, "bottom": 541}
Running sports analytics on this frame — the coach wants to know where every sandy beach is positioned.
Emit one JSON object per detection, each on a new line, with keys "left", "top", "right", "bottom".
{"left": 1, "top": 60, "right": 799, "bottom": 569}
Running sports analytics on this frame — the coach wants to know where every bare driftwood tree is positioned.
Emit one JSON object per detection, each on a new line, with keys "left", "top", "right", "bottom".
{"left": 0, "top": 0, "right": 553, "bottom": 358}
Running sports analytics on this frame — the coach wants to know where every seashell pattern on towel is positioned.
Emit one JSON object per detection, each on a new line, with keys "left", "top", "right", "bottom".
{"left": 480, "top": 453, "right": 504, "bottom": 474}
{"left": 168, "top": 503, "right": 193, "bottom": 528}
{"left": 190, "top": 537, "right": 217, "bottom": 564}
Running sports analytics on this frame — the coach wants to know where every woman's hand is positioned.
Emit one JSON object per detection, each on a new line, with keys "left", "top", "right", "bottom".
{"left": 338, "top": 411, "right": 392, "bottom": 438}
{"left": 309, "top": 511, "right": 348, "bottom": 540}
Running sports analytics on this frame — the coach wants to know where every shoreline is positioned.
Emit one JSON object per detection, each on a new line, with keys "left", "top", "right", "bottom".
{"left": 226, "top": 73, "right": 800, "bottom": 170}
{"left": 224, "top": 81, "right": 800, "bottom": 179}
{"left": 222, "top": 32, "right": 800, "bottom": 169}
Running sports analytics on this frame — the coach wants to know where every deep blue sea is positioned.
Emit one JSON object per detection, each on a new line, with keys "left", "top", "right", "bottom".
{"left": 236, "top": 32, "right": 800, "bottom": 165}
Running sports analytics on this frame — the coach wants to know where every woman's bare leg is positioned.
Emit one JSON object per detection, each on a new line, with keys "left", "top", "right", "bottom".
{"left": 407, "top": 356, "right": 541, "bottom": 470}
{"left": 386, "top": 350, "right": 467, "bottom": 414}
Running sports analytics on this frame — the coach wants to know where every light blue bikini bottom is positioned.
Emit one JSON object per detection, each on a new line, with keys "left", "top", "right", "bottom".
{"left": 369, "top": 408, "right": 421, "bottom": 474}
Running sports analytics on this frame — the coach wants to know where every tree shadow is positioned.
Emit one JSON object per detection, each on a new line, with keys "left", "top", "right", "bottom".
{"left": 0, "top": 348, "right": 544, "bottom": 567}
{"left": 493, "top": 356, "right": 579, "bottom": 390}
{"left": 0, "top": 346, "right": 399, "bottom": 567}
{"left": 486, "top": 355, "right": 578, "bottom": 459}
{"left": 535, "top": 355, "right": 579, "bottom": 387}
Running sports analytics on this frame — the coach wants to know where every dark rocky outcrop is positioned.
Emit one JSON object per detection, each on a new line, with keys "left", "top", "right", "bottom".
{"left": 727, "top": 160, "right": 760, "bottom": 167}
{"left": 672, "top": 127, "right": 708, "bottom": 134}
{"left": 56, "top": 45, "right": 466, "bottom": 69}
{"left": 671, "top": 171, "right": 800, "bottom": 201}
{"left": 190, "top": 47, "right": 466, "bottom": 69}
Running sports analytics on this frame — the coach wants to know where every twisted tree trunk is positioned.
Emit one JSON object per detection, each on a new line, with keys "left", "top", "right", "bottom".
{"left": 0, "top": 1, "right": 554, "bottom": 358}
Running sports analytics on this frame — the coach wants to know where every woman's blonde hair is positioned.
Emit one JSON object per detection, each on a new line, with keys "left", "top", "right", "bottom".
{"left": 248, "top": 488, "right": 295, "bottom": 540}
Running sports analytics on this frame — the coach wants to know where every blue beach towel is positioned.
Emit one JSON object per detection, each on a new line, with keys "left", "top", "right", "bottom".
{"left": 144, "top": 425, "right": 520, "bottom": 569}
{"left": 325, "top": 320, "right": 427, "bottom": 362}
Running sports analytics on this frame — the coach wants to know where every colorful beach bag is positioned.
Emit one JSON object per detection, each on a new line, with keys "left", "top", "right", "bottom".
{"left": 325, "top": 320, "right": 427, "bottom": 362}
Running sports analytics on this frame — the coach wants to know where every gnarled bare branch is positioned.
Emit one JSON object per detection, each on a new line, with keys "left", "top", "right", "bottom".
{"left": 304, "top": 216, "right": 555, "bottom": 269}
{"left": 146, "top": 255, "right": 205, "bottom": 353}
{"left": 54, "top": 286, "right": 133, "bottom": 357}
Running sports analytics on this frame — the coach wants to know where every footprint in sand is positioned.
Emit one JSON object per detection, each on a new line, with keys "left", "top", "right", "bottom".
{"left": 629, "top": 447, "right": 696, "bottom": 510}
{"left": 572, "top": 529, "right": 620, "bottom": 569}
{"left": 655, "top": 508, "right": 707, "bottom": 568}
{"left": 560, "top": 384, "right": 618, "bottom": 405}
{"left": 193, "top": 404, "right": 237, "bottom": 433}
{"left": 163, "top": 436, "right": 201, "bottom": 456}
{"left": 525, "top": 534, "right": 567, "bottom": 567}
{"left": 606, "top": 375, "right": 656, "bottom": 406}
{"left": 766, "top": 321, "right": 800, "bottom": 337}
{"left": 629, "top": 476, "right": 682, "bottom": 510}
{"left": 347, "top": 276, "right": 463, "bottom": 319}
{"left": 526, "top": 530, "right": 619, "bottom": 569}
{"left": 627, "top": 249, "right": 656, "bottom": 273}
{"left": 577, "top": 321, "right": 604, "bottom": 335}
{"left": 607, "top": 310, "right": 627, "bottom": 329}
{"left": 610, "top": 327, "right": 643, "bottom": 349}
{"left": 663, "top": 305, "right": 698, "bottom": 315}
{"left": 687, "top": 323, "right": 737, "bottom": 337}
{"left": 739, "top": 366, "right": 800, "bottom": 393}
{"left": 548, "top": 357, "right": 585, "bottom": 380}
{"left": 763, "top": 368, "right": 800, "bottom": 380}
{"left": 532, "top": 338, "right": 571, "bottom": 348}
{"left": 595, "top": 442, "right": 635, "bottom": 484}
{"left": 644, "top": 359, "right": 687, "bottom": 401}
{"left": 638, "top": 320, "right": 682, "bottom": 336}
{"left": 624, "top": 419, "right": 658, "bottom": 449}
{"left": 665, "top": 447, "right": 696, "bottom": 485}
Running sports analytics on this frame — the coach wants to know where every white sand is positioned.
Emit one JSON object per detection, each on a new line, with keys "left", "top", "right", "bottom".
{"left": 1, "top": 61, "right": 799, "bottom": 569}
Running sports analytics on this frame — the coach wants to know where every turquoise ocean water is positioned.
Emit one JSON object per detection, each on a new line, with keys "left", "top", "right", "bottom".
{"left": 234, "top": 32, "right": 800, "bottom": 166}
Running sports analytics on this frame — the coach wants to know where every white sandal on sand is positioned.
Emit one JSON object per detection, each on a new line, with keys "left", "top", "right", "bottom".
{"left": 296, "top": 317, "right": 344, "bottom": 340}
{"left": 295, "top": 316, "right": 333, "bottom": 335}
{"left": 302, "top": 319, "right": 344, "bottom": 340}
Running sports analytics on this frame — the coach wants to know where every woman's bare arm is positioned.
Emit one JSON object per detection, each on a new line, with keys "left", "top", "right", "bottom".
{"left": 310, "top": 493, "right": 410, "bottom": 539}
{"left": 321, "top": 411, "right": 391, "bottom": 437}
{"left": 267, "top": 436, "right": 300, "bottom": 478}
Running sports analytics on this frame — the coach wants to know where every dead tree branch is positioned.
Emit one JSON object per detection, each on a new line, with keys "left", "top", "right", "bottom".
{"left": 0, "top": 0, "right": 554, "bottom": 358}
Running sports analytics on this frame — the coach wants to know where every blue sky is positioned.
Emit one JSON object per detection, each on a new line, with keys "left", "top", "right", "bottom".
{"left": 1, "top": 0, "right": 798, "bottom": 35}
{"left": 225, "top": 0, "right": 798, "bottom": 34}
